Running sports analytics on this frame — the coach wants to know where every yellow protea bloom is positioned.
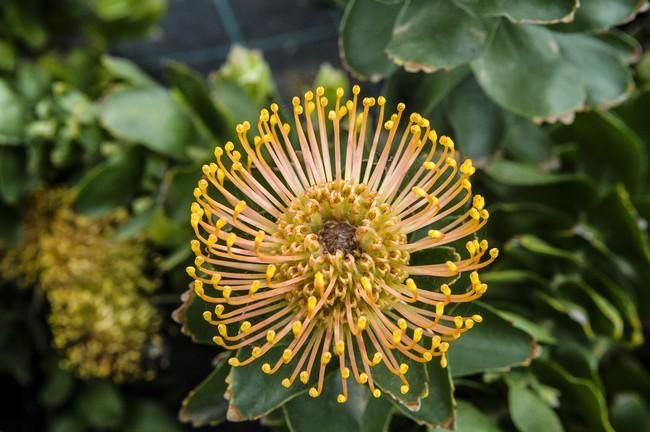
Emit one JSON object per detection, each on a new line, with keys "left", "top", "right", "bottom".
{"left": 188, "top": 85, "right": 496, "bottom": 402}
{"left": 1, "top": 189, "right": 161, "bottom": 381}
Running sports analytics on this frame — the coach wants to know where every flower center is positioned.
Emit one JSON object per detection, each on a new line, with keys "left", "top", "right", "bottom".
{"left": 317, "top": 220, "right": 359, "bottom": 256}
{"left": 268, "top": 180, "right": 409, "bottom": 322}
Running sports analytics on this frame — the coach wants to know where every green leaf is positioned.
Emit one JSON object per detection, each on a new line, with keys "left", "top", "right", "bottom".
{"left": 167, "top": 61, "right": 229, "bottom": 139}
{"left": 485, "top": 159, "right": 590, "bottom": 188}
{"left": 445, "top": 77, "right": 505, "bottom": 160}
{"left": 39, "top": 364, "right": 74, "bottom": 408}
{"left": 473, "top": 21, "right": 631, "bottom": 122}
{"left": 456, "top": 0, "right": 578, "bottom": 23}
{"left": 284, "top": 374, "right": 394, "bottom": 432}
{"left": 339, "top": 0, "right": 402, "bottom": 81}
{"left": 429, "top": 400, "right": 499, "bottom": 432}
{"left": 0, "top": 202, "right": 22, "bottom": 247}
{"left": 535, "top": 291, "right": 595, "bottom": 339}
{"left": 386, "top": 0, "right": 489, "bottom": 72}
{"left": 0, "top": 79, "right": 27, "bottom": 143}
{"left": 554, "top": 33, "right": 633, "bottom": 110}
{"left": 611, "top": 393, "right": 650, "bottom": 432}
{"left": 209, "top": 76, "right": 259, "bottom": 127}
{"left": 162, "top": 164, "right": 203, "bottom": 223}
{"left": 501, "top": 114, "right": 553, "bottom": 163}
{"left": 447, "top": 303, "right": 536, "bottom": 377}
{"left": 227, "top": 344, "right": 308, "bottom": 421}
{"left": 534, "top": 360, "right": 614, "bottom": 432}
{"left": 555, "top": 277, "right": 624, "bottom": 341}
{"left": 126, "top": 401, "right": 182, "bottom": 432}
{"left": 393, "top": 362, "right": 454, "bottom": 428}
{"left": 74, "top": 147, "right": 145, "bottom": 217}
{"left": 49, "top": 415, "right": 86, "bottom": 432}
{"left": 179, "top": 355, "right": 230, "bottom": 427}
{"left": 591, "top": 184, "right": 650, "bottom": 263}
{"left": 492, "top": 310, "right": 557, "bottom": 344}
{"left": 0, "top": 146, "right": 28, "bottom": 205}
{"left": 554, "top": 111, "right": 646, "bottom": 194}
{"left": 314, "top": 63, "right": 350, "bottom": 107}
{"left": 381, "top": 67, "right": 469, "bottom": 116}
{"left": 172, "top": 285, "right": 218, "bottom": 346}
{"left": 75, "top": 381, "right": 125, "bottom": 429}
{"left": 102, "top": 56, "right": 156, "bottom": 87}
{"left": 0, "top": 39, "right": 17, "bottom": 71}
{"left": 100, "top": 87, "right": 196, "bottom": 160}
{"left": 509, "top": 380, "right": 564, "bottom": 432}
{"left": 559, "top": 0, "right": 649, "bottom": 32}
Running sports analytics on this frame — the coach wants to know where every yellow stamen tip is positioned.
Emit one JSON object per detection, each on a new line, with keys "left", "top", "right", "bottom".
{"left": 262, "top": 363, "right": 272, "bottom": 374}
{"left": 372, "top": 389, "right": 382, "bottom": 398}
{"left": 309, "top": 388, "right": 319, "bottom": 398}
{"left": 281, "top": 378, "right": 291, "bottom": 388}
{"left": 337, "top": 394, "right": 347, "bottom": 403}
{"left": 400, "top": 385, "right": 409, "bottom": 394}
{"left": 399, "top": 363, "right": 409, "bottom": 374}
{"left": 228, "top": 358, "right": 240, "bottom": 367}
{"left": 300, "top": 371, "right": 309, "bottom": 384}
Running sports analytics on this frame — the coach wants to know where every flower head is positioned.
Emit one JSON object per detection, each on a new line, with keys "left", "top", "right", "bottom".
{"left": 188, "top": 85, "right": 497, "bottom": 402}
{"left": 1, "top": 189, "right": 161, "bottom": 381}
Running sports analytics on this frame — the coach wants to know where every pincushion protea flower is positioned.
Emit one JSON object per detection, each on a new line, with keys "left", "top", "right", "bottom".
{"left": 187, "top": 85, "right": 497, "bottom": 403}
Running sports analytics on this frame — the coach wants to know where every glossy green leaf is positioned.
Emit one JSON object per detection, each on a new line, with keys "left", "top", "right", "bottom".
{"left": 0, "top": 146, "right": 28, "bottom": 205}
{"left": 386, "top": 0, "right": 488, "bottom": 72}
{"left": 555, "top": 277, "right": 624, "bottom": 340}
{"left": 339, "top": 0, "right": 402, "bottom": 81}
{"left": 209, "top": 76, "right": 259, "bottom": 127}
{"left": 179, "top": 355, "right": 230, "bottom": 427}
{"left": 381, "top": 67, "right": 469, "bottom": 117}
{"left": 75, "top": 381, "right": 125, "bottom": 429}
{"left": 554, "top": 33, "right": 633, "bottom": 110}
{"left": 227, "top": 344, "right": 307, "bottom": 421}
{"left": 74, "top": 147, "right": 145, "bottom": 216}
{"left": 500, "top": 114, "right": 553, "bottom": 163}
{"left": 534, "top": 360, "right": 614, "bottom": 432}
{"left": 485, "top": 159, "right": 590, "bottom": 189}
{"left": 535, "top": 291, "right": 595, "bottom": 339}
{"left": 473, "top": 21, "right": 631, "bottom": 122}
{"left": 592, "top": 184, "right": 650, "bottom": 263}
{"left": 172, "top": 285, "right": 217, "bottom": 346}
{"left": 611, "top": 393, "right": 650, "bottom": 432}
{"left": 368, "top": 350, "right": 428, "bottom": 411}
{"left": 167, "top": 61, "right": 229, "bottom": 139}
{"left": 509, "top": 380, "right": 564, "bottom": 432}
{"left": 445, "top": 77, "right": 505, "bottom": 160}
{"left": 0, "top": 79, "right": 27, "bottom": 143}
{"left": 102, "top": 55, "right": 156, "bottom": 87}
{"left": 554, "top": 111, "right": 646, "bottom": 194}
{"left": 100, "top": 87, "right": 196, "bottom": 160}
{"left": 493, "top": 310, "right": 557, "bottom": 344}
{"left": 429, "top": 400, "right": 499, "bottom": 432}
{"left": 284, "top": 374, "right": 394, "bottom": 432}
{"left": 456, "top": 0, "right": 577, "bottom": 23}
{"left": 447, "top": 303, "right": 536, "bottom": 377}
{"left": 560, "top": 0, "right": 648, "bottom": 32}
{"left": 394, "top": 362, "right": 454, "bottom": 428}
{"left": 162, "top": 164, "right": 202, "bottom": 223}
{"left": 615, "top": 90, "right": 650, "bottom": 179}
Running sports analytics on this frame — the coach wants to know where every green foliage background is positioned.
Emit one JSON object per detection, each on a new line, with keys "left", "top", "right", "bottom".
{"left": 1, "top": 0, "right": 650, "bottom": 431}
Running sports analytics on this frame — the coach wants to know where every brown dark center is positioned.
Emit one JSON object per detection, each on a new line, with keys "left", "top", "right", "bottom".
{"left": 317, "top": 220, "right": 359, "bottom": 255}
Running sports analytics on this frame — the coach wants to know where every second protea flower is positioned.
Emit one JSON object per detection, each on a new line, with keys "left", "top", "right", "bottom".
{"left": 187, "top": 85, "right": 496, "bottom": 403}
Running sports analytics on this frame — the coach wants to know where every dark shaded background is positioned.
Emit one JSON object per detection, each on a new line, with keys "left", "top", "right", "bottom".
{"left": 113, "top": 0, "right": 342, "bottom": 97}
